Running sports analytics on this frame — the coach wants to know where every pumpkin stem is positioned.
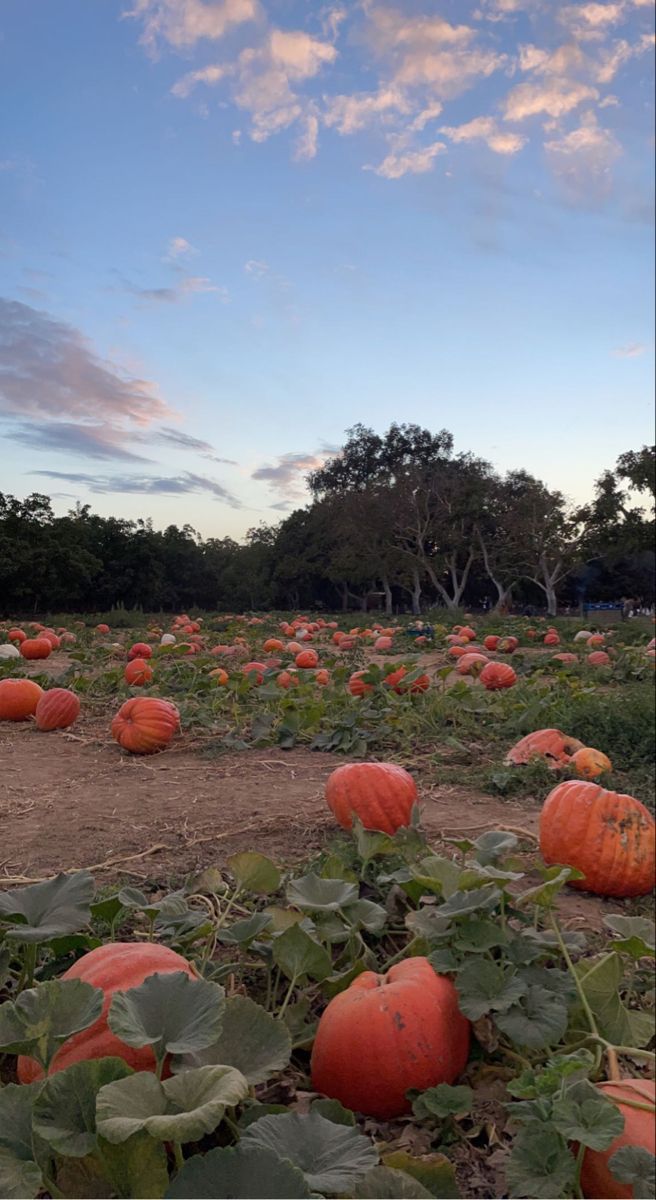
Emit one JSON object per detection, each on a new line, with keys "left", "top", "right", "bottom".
{"left": 606, "top": 1045, "right": 622, "bottom": 1083}
{"left": 549, "top": 912, "right": 600, "bottom": 1042}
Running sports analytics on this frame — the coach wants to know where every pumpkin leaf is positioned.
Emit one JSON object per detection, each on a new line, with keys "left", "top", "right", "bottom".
{"left": 32, "top": 1058, "right": 133, "bottom": 1157}
{"left": 96, "top": 1065, "right": 248, "bottom": 1144}
{"left": 439, "top": 885, "right": 502, "bottom": 919}
{"left": 322, "top": 958, "right": 369, "bottom": 999}
{"left": 608, "top": 1147, "right": 656, "bottom": 1197}
{"left": 165, "top": 1144, "right": 311, "bottom": 1199}
{"left": 311, "top": 1098, "right": 356, "bottom": 1126}
{"left": 514, "top": 865, "right": 586, "bottom": 908}
{"left": 472, "top": 830, "right": 519, "bottom": 865}
{"left": 264, "top": 906, "right": 308, "bottom": 933}
{"left": 576, "top": 952, "right": 655, "bottom": 1047}
{"left": 495, "top": 985, "right": 569, "bottom": 1049}
{"left": 108, "top": 971, "right": 225, "bottom": 1071}
{"left": 0, "top": 1082, "right": 43, "bottom": 1200}
{"left": 603, "top": 915, "right": 655, "bottom": 960}
{"left": 355, "top": 1167, "right": 434, "bottom": 1198}
{"left": 551, "top": 1079, "right": 625, "bottom": 1150}
{"left": 96, "top": 1133, "right": 170, "bottom": 1200}
{"left": 0, "top": 871, "right": 95, "bottom": 943}
{"left": 242, "top": 1110, "right": 378, "bottom": 1192}
{"left": 227, "top": 852, "right": 281, "bottom": 894}
{"left": 215, "top": 912, "right": 272, "bottom": 946}
{"left": 341, "top": 899, "right": 387, "bottom": 934}
{"left": 286, "top": 874, "right": 359, "bottom": 912}
{"left": 272, "top": 923, "right": 332, "bottom": 983}
{"left": 454, "top": 919, "right": 507, "bottom": 954}
{"left": 89, "top": 894, "right": 126, "bottom": 928}
{"left": 410, "top": 857, "right": 462, "bottom": 899}
{"left": 171, "top": 995, "right": 291, "bottom": 1084}
{"left": 381, "top": 1152, "right": 460, "bottom": 1198}
{"left": 0, "top": 979, "right": 102, "bottom": 1072}
{"left": 456, "top": 959, "right": 526, "bottom": 1021}
{"left": 411, "top": 1085, "right": 474, "bottom": 1121}
{"left": 353, "top": 822, "right": 397, "bottom": 863}
{"left": 505, "top": 1124, "right": 577, "bottom": 1199}
{"left": 506, "top": 1051, "right": 595, "bottom": 1099}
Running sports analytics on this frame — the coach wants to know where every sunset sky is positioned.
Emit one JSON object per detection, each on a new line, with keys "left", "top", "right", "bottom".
{"left": 1, "top": 0, "right": 654, "bottom": 538}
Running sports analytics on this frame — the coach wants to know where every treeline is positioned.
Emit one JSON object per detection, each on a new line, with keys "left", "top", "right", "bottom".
{"left": 1, "top": 425, "right": 654, "bottom": 616}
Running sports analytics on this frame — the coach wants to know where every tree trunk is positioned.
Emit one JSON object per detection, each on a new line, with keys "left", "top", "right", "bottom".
{"left": 545, "top": 585, "right": 557, "bottom": 617}
{"left": 381, "top": 576, "right": 393, "bottom": 616}
{"left": 492, "top": 587, "right": 513, "bottom": 614}
{"left": 411, "top": 568, "right": 422, "bottom": 615}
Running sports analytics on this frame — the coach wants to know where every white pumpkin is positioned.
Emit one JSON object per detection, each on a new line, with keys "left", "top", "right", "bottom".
{"left": 574, "top": 630, "right": 593, "bottom": 642}
{"left": 160, "top": 633, "right": 176, "bottom": 645}
{"left": 0, "top": 643, "right": 20, "bottom": 660}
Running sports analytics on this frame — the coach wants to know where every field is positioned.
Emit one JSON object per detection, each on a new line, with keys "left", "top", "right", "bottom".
{"left": 0, "top": 611, "right": 654, "bottom": 1200}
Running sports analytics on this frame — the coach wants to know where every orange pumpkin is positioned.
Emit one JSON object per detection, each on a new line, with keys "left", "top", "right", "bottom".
{"left": 581, "top": 1079, "right": 655, "bottom": 1199}
{"left": 209, "top": 667, "right": 229, "bottom": 685}
{"left": 124, "top": 659, "right": 154, "bottom": 686}
{"left": 459, "top": 626, "right": 476, "bottom": 641}
{"left": 315, "top": 669, "right": 330, "bottom": 685}
{"left": 374, "top": 636, "right": 393, "bottom": 651}
{"left": 242, "top": 661, "right": 266, "bottom": 684}
{"left": 295, "top": 649, "right": 319, "bottom": 669}
{"left": 8, "top": 628, "right": 26, "bottom": 643}
{"left": 505, "top": 729, "right": 584, "bottom": 767}
{"left": 40, "top": 630, "right": 61, "bottom": 650}
{"left": 311, "top": 958, "right": 470, "bottom": 1118}
{"left": 588, "top": 650, "right": 611, "bottom": 666}
{"left": 19, "top": 638, "right": 52, "bottom": 660}
{"left": 456, "top": 652, "right": 489, "bottom": 676}
{"left": 263, "top": 638, "right": 284, "bottom": 652}
{"left": 498, "top": 636, "right": 519, "bottom": 654}
{"left": 540, "top": 779, "right": 655, "bottom": 896}
{"left": 448, "top": 645, "right": 468, "bottom": 659}
{"left": 587, "top": 634, "right": 605, "bottom": 647}
{"left": 0, "top": 678, "right": 43, "bottom": 721}
{"left": 34, "top": 688, "right": 80, "bottom": 731}
{"left": 552, "top": 652, "right": 578, "bottom": 664}
{"left": 347, "top": 671, "right": 374, "bottom": 697}
{"left": 480, "top": 662, "right": 517, "bottom": 690}
{"left": 96, "top": 623, "right": 110, "bottom": 634}
{"left": 570, "top": 746, "right": 612, "bottom": 779}
{"left": 128, "top": 642, "right": 152, "bottom": 661}
{"left": 544, "top": 632, "right": 560, "bottom": 645}
{"left": 276, "top": 670, "right": 297, "bottom": 689}
{"left": 326, "top": 762, "right": 417, "bottom": 834}
{"left": 17, "top": 942, "right": 197, "bottom": 1083}
{"left": 483, "top": 635, "right": 499, "bottom": 651}
{"left": 286, "top": 641, "right": 303, "bottom": 654}
{"left": 111, "top": 697, "right": 180, "bottom": 754}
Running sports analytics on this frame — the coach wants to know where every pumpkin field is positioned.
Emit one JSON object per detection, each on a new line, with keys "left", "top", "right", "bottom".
{"left": 0, "top": 611, "right": 654, "bottom": 1200}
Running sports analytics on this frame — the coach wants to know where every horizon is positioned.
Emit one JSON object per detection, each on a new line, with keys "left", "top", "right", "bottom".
{"left": 1, "top": 0, "right": 654, "bottom": 540}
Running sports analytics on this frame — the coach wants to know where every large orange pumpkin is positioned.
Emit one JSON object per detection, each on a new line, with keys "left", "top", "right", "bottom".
{"left": 326, "top": 762, "right": 417, "bottom": 834}
{"left": 17, "top": 942, "right": 197, "bottom": 1083}
{"left": 19, "top": 638, "right": 52, "bottom": 660}
{"left": 505, "top": 728, "right": 584, "bottom": 767}
{"left": 124, "top": 659, "right": 153, "bottom": 686}
{"left": 127, "top": 642, "right": 152, "bottom": 661}
{"left": 35, "top": 688, "right": 80, "bottom": 731}
{"left": 483, "top": 635, "right": 499, "bottom": 651}
{"left": 111, "top": 697, "right": 180, "bottom": 754}
{"left": 539, "top": 780, "right": 655, "bottom": 897}
{"left": 580, "top": 1079, "right": 655, "bottom": 1199}
{"left": 295, "top": 649, "right": 319, "bottom": 669}
{"left": 480, "top": 662, "right": 517, "bottom": 690}
{"left": 8, "top": 628, "right": 26, "bottom": 643}
{"left": 0, "top": 678, "right": 43, "bottom": 721}
{"left": 311, "top": 958, "right": 470, "bottom": 1119}
{"left": 588, "top": 650, "right": 611, "bottom": 666}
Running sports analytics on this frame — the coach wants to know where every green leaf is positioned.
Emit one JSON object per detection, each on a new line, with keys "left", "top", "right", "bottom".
{"left": 439, "top": 885, "right": 502, "bottom": 919}
{"left": 515, "top": 865, "right": 586, "bottom": 908}
{"left": 286, "top": 873, "right": 359, "bottom": 911}
{"left": 108, "top": 971, "right": 225, "bottom": 1070}
{"left": 0, "top": 979, "right": 102, "bottom": 1072}
{"left": 495, "top": 985, "right": 569, "bottom": 1049}
{"left": 505, "top": 1123, "right": 577, "bottom": 1200}
{"left": 354, "top": 823, "right": 397, "bottom": 863}
{"left": 165, "top": 1144, "right": 311, "bottom": 1198}
{"left": 355, "top": 1167, "right": 433, "bottom": 1198}
{"left": 0, "top": 1083, "right": 43, "bottom": 1200}
{"left": 456, "top": 960, "right": 526, "bottom": 1021}
{"left": 608, "top": 1147, "right": 656, "bottom": 1198}
{"left": 411, "top": 857, "right": 462, "bottom": 899}
{"left": 215, "top": 912, "right": 272, "bottom": 946}
{"left": 96, "top": 1133, "right": 170, "bottom": 1199}
{"left": 603, "top": 915, "right": 655, "bottom": 960}
{"left": 171, "top": 994, "right": 291, "bottom": 1084}
{"left": 0, "top": 871, "right": 95, "bottom": 943}
{"left": 406, "top": 908, "right": 453, "bottom": 942}
{"left": 272, "top": 923, "right": 332, "bottom": 983}
{"left": 454, "top": 919, "right": 507, "bottom": 954}
{"left": 33, "top": 1058, "right": 133, "bottom": 1157}
{"left": 322, "top": 958, "right": 369, "bottom": 999}
{"left": 90, "top": 894, "right": 126, "bottom": 927}
{"left": 311, "top": 1098, "right": 356, "bottom": 1126}
{"left": 576, "top": 952, "right": 655, "bottom": 1047}
{"left": 238, "top": 1102, "right": 290, "bottom": 1128}
{"left": 382, "top": 1152, "right": 460, "bottom": 1199}
{"left": 473, "top": 830, "right": 519, "bottom": 865}
{"left": 242, "top": 1110, "right": 378, "bottom": 1193}
{"left": 506, "top": 1051, "right": 595, "bottom": 1099}
{"left": 342, "top": 899, "right": 387, "bottom": 934}
{"left": 227, "top": 852, "right": 281, "bottom": 894}
{"left": 411, "top": 1085, "right": 473, "bottom": 1121}
{"left": 551, "top": 1079, "right": 625, "bottom": 1150}
{"left": 96, "top": 1064, "right": 249, "bottom": 1144}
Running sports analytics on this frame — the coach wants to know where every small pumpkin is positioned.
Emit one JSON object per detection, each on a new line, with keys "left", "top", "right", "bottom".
{"left": 0, "top": 643, "right": 20, "bottom": 660}
{"left": 552, "top": 652, "right": 578, "bottom": 664}
{"left": 295, "top": 649, "right": 319, "bottom": 669}
{"left": 96, "top": 623, "right": 110, "bottom": 634}
{"left": 35, "top": 688, "right": 80, "bottom": 731}
{"left": 347, "top": 671, "right": 374, "bottom": 697}
{"left": 8, "top": 628, "right": 26, "bottom": 643}
{"left": 539, "top": 779, "right": 655, "bottom": 896}
{"left": 498, "top": 636, "right": 519, "bottom": 654}
{"left": 374, "top": 636, "right": 393, "bottom": 651}
{"left": 570, "top": 746, "right": 612, "bottom": 779}
{"left": 326, "top": 762, "right": 417, "bottom": 834}
{"left": 0, "top": 678, "right": 43, "bottom": 721}
{"left": 483, "top": 635, "right": 499, "bottom": 651}
{"left": 544, "top": 631, "right": 560, "bottom": 645}
{"left": 127, "top": 642, "right": 152, "bottom": 661}
{"left": 209, "top": 667, "right": 229, "bottom": 685}
{"left": 17, "top": 942, "right": 197, "bottom": 1083}
{"left": 587, "top": 633, "right": 605, "bottom": 647}
{"left": 480, "top": 662, "right": 517, "bottom": 690}
{"left": 580, "top": 1079, "right": 655, "bottom": 1199}
{"left": 588, "top": 650, "right": 611, "bottom": 666}
{"left": 242, "top": 661, "right": 267, "bottom": 683}
{"left": 124, "top": 659, "right": 154, "bottom": 686}
{"left": 315, "top": 668, "right": 330, "bottom": 685}
{"left": 456, "top": 652, "right": 489, "bottom": 676}
{"left": 311, "top": 957, "right": 470, "bottom": 1118}
{"left": 263, "top": 638, "right": 284, "bottom": 652}
{"left": 111, "top": 697, "right": 180, "bottom": 754}
{"left": 19, "top": 638, "right": 52, "bottom": 660}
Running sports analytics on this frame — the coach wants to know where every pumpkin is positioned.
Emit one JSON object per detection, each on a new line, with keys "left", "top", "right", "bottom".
{"left": 459, "top": 626, "right": 476, "bottom": 641}
{"left": 540, "top": 779, "right": 655, "bottom": 896}
{"left": 0, "top": 678, "right": 43, "bottom": 721}
{"left": 19, "top": 638, "right": 52, "bottom": 660}
{"left": 326, "top": 762, "right": 417, "bottom": 834}
{"left": 111, "top": 697, "right": 180, "bottom": 754}
{"left": 209, "top": 667, "right": 229, "bottom": 685}
{"left": 588, "top": 650, "right": 611, "bottom": 666}
{"left": 35, "top": 688, "right": 80, "bottom": 731}
{"left": 505, "top": 729, "right": 584, "bottom": 767}
{"left": 483, "top": 635, "right": 499, "bottom": 651}
{"left": 160, "top": 633, "right": 176, "bottom": 645}
{"left": 374, "top": 636, "right": 393, "bottom": 651}
{"left": 498, "top": 636, "right": 519, "bottom": 653}
{"left": 544, "top": 632, "right": 560, "bottom": 646}
{"left": 338, "top": 636, "right": 357, "bottom": 650}
{"left": 17, "top": 942, "right": 197, "bottom": 1083}
{"left": 242, "top": 661, "right": 266, "bottom": 683}
{"left": 446, "top": 634, "right": 468, "bottom": 646}
{"left": 587, "top": 634, "right": 605, "bottom": 647}
{"left": 40, "top": 630, "right": 61, "bottom": 650}
{"left": 448, "top": 645, "right": 468, "bottom": 659}
{"left": 580, "top": 1079, "right": 655, "bottom": 1199}
{"left": 574, "top": 630, "right": 593, "bottom": 642}
{"left": 286, "top": 641, "right": 302, "bottom": 654}
{"left": 311, "top": 957, "right": 470, "bottom": 1119}
{"left": 276, "top": 670, "right": 297, "bottom": 689}
{"left": 0, "top": 644, "right": 20, "bottom": 660}
{"left": 127, "top": 642, "right": 152, "bottom": 661}
{"left": 480, "top": 662, "right": 517, "bottom": 690}
{"left": 348, "top": 671, "right": 374, "bottom": 697}
{"left": 295, "top": 649, "right": 319, "bottom": 669}
{"left": 96, "top": 623, "right": 110, "bottom": 633}
{"left": 124, "top": 659, "right": 154, "bottom": 686}
{"left": 570, "top": 746, "right": 612, "bottom": 779}
{"left": 263, "top": 638, "right": 284, "bottom": 652}
{"left": 552, "top": 652, "right": 578, "bottom": 664}
{"left": 8, "top": 628, "right": 26, "bottom": 643}
{"left": 315, "top": 669, "right": 330, "bottom": 685}
{"left": 456, "top": 652, "right": 489, "bottom": 676}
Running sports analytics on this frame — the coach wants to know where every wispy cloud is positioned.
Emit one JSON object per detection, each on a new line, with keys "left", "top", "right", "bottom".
{"left": 440, "top": 116, "right": 527, "bottom": 154}
{"left": 165, "top": 235, "right": 196, "bottom": 259}
{"left": 545, "top": 110, "right": 621, "bottom": 199}
{"left": 128, "top": 275, "right": 228, "bottom": 303}
{"left": 126, "top": 0, "right": 260, "bottom": 52}
{"left": 613, "top": 341, "right": 648, "bottom": 357}
{"left": 366, "top": 140, "right": 447, "bottom": 179}
{"left": 155, "top": 426, "right": 238, "bottom": 463}
{"left": 32, "top": 469, "right": 243, "bottom": 505}
{"left": 252, "top": 449, "right": 332, "bottom": 499}
{"left": 9, "top": 421, "right": 153, "bottom": 462}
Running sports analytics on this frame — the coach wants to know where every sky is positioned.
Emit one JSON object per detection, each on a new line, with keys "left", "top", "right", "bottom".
{"left": 0, "top": 0, "right": 654, "bottom": 540}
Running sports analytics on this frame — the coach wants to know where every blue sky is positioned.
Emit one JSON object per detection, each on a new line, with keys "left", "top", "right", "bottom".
{"left": 1, "top": 0, "right": 654, "bottom": 538}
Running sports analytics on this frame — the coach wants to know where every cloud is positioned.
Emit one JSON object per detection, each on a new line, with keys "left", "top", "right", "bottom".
{"left": 165, "top": 236, "right": 196, "bottom": 258}
{"left": 171, "top": 64, "right": 228, "bottom": 99}
{"left": 129, "top": 275, "right": 227, "bottom": 303}
{"left": 613, "top": 341, "right": 648, "bottom": 357}
{"left": 252, "top": 449, "right": 331, "bottom": 498}
{"left": 9, "top": 421, "right": 153, "bottom": 461}
{"left": 324, "top": 86, "right": 411, "bottom": 135}
{"left": 545, "top": 110, "right": 621, "bottom": 197}
{"left": 32, "top": 469, "right": 242, "bottom": 505}
{"left": 0, "top": 298, "right": 170, "bottom": 428}
{"left": 126, "top": 0, "right": 260, "bottom": 52}
{"left": 502, "top": 79, "right": 599, "bottom": 120}
{"left": 559, "top": 3, "right": 626, "bottom": 40}
{"left": 294, "top": 110, "right": 320, "bottom": 160}
{"left": 155, "top": 426, "right": 238, "bottom": 462}
{"left": 365, "top": 139, "right": 447, "bottom": 179}
{"left": 440, "top": 116, "right": 527, "bottom": 154}
{"left": 244, "top": 259, "right": 269, "bottom": 276}
{"left": 232, "top": 29, "right": 337, "bottom": 145}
